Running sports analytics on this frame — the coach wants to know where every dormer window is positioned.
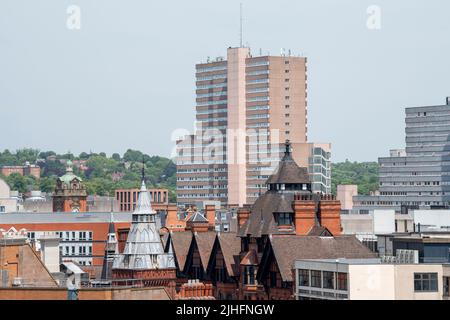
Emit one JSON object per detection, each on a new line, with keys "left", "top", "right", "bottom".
{"left": 274, "top": 212, "right": 293, "bottom": 226}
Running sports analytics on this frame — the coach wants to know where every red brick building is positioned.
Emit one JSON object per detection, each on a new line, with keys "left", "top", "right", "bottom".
{"left": 1, "top": 163, "right": 41, "bottom": 179}
{"left": 52, "top": 161, "right": 87, "bottom": 213}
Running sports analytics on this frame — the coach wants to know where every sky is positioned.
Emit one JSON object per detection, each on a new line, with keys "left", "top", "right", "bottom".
{"left": 1, "top": 0, "right": 449, "bottom": 162}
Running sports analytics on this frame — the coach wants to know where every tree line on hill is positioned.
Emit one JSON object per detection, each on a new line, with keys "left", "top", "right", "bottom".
{"left": 0, "top": 149, "right": 380, "bottom": 202}
{"left": 0, "top": 148, "right": 177, "bottom": 202}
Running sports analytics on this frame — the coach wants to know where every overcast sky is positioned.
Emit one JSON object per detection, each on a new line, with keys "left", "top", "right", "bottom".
{"left": 1, "top": 0, "right": 449, "bottom": 162}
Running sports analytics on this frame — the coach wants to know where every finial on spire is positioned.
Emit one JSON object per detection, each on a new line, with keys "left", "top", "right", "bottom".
{"left": 285, "top": 140, "right": 291, "bottom": 155}
{"left": 141, "top": 156, "right": 145, "bottom": 183}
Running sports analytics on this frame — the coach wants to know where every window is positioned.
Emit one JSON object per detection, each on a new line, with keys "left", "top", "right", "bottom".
{"left": 0, "top": 206, "right": 5, "bottom": 213}
{"left": 276, "top": 213, "right": 293, "bottom": 226}
{"left": 311, "top": 270, "right": 322, "bottom": 288}
{"left": 298, "top": 269, "right": 310, "bottom": 287}
{"left": 285, "top": 105, "right": 290, "bottom": 109}
{"left": 414, "top": 273, "right": 438, "bottom": 292}
{"left": 244, "top": 266, "right": 255, "bottom": 285}
{"left": 337, "top": 273, "right": 348, "bottom": 291}
{"left": 323, "top": 271, "right": 334, "bottom": 289}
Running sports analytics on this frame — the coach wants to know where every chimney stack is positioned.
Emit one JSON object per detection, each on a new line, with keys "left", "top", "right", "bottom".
{"left": 237, "top": 207, "right": 251, "bottom": 227}
{"left": 205, "top": 205, "right": 216, "bottom": 230}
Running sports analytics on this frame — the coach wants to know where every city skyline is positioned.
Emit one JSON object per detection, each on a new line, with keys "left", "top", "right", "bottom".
{"left": 1, "top": 0, "right": 450, "bottom": 162}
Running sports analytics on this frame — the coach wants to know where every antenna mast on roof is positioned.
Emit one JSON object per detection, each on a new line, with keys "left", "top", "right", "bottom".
{"left": 240, "top": 3, "right": 243, "bottom": 47}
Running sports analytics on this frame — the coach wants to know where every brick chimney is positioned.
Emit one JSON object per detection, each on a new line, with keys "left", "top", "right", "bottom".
{"left": 205, "top": 205, "right": 216, "bottom": 230}
{"left": 318, "top": 196, "right": 342, "bottom": 236}
{"left": 293, "top": 198, "right": 317, "bottom": 235}
{"left": 237, "top": 207, "right": 251, "bottom": 227}
{"left": 166, "top": 204, "right": 185, "bottom": 231}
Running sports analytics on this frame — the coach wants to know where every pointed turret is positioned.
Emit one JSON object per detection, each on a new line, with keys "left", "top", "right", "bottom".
{"left": 112, "top": 180, "right": 175, "bottom": 270}
{"left": 100, "top": 212, "right": 118, "bottom": 281}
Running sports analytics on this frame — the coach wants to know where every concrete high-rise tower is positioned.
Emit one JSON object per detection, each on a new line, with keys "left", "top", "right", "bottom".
{"left": 177, "top": 47, "right": 331, "bottom": 207}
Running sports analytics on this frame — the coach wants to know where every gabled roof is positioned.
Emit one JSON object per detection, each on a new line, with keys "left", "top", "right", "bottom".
{"left": 307, "top": 226, "right": 332, "bottom": 237}
{"left": 217, "top": 232, "right": 241, "bottom": 277}
{"left": 194, "top": 232, "right": 217, "bottom": 272}
{"left": 267, "top": 235, "right": 377, "bottom": 282}
{"left": 188, "top": 211, "right": 209, "bottom": 223}
{"left": 170, "top": 232, "right": 193, "bottom": 271}
{"left": 238, "top": 192, "right": 298, "bottom": 237}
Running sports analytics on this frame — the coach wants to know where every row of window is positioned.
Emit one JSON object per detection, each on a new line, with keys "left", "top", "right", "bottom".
{"left": 61, "top": 244, "right": 93, "bottom": 256}
{"left": 177, "top": 185, "right": 228, "bottom": 190}
{"left": 177, "top": 167, "right": 227, "bottom": 173}
{"left": 197, "top": 82, "right": 227, "bottom": 90}
{"left": 177, "top": 193, "right": 227, "bottom": 198}
{"left": 298, "top": 269, "right": 348, "bottom": 291}
{"left": 197, "top": 108, "right": 228, "bottom": 115}
{"left": 197, "top": 73, "right": 227, "bottom": 81}
{"left": 247, "top": 96, "right": 269, "bottom": 102}
{"left": 196, "top": 65, "right": 227, "bottom": 73}
{"left": 196, "top": 99, "right": 228, "bottom": 107}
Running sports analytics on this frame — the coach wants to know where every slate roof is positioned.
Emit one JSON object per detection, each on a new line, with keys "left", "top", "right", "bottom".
{"left": 170, "top": 231, "right": 193, "bottom": 271}
{"left": 269, "top": 235, "right": 378, "bottom": 282}
{"left": 238, "top": 192, "right": 299, "bottom": 237}
{"left": 238, "top": 141, "right": 315, "bottom": 238}
{"left": 265, "top": 143, "right": 310, "bottom": 185}
{"left": 194, "top": 231, "right": 217, "bottom": 272}
{"left": 307, "top": 226, "right": 332, "bottom": 237}
{"left": 188, "top": 211, "right": 209, "bottom": 223}
{"left": 217, "top": 232, "right": 241, "bottom": 277}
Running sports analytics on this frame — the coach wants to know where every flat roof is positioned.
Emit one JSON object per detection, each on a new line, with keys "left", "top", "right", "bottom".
{"left": 295, "top": 258, "right": 382, "bottom": 266}
{"left": 0, "top": 212, "right": 132, "bottom": 224}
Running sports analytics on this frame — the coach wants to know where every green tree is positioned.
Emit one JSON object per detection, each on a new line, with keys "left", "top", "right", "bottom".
{"left": 331, "top": 161, "right": 379, "bottom": 195}
{"left": 112, "top": 153, "right": 121, "bottom": 162}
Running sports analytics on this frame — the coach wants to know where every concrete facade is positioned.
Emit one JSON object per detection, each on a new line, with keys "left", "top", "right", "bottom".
{"left": 0, "top": 179, "right": 19, "bottom": 213}
{"left": 354, "top": 98, "right": 450, "bottom": 213}
{"left": 337, "top": 185, "right": 358, "bottom": 211}
{"left": 177, "top": 47, "right": 331, "bottom": 207}
{"left": 294, "top": 258, "right": 446, "bottom": 300}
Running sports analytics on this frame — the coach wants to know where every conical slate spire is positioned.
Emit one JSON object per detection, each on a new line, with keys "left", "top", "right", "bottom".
{"left": 112, "top": 180, "right": 175, "bottom": 270}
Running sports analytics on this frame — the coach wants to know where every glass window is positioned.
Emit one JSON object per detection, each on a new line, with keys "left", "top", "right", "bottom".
{"left": 298, "top": 269, "right": 310, "bottom": 287}
{"left": 276, "top": 213, "right": 293, "bottom": 226}
{"left": 337, "top": 273, "right": 348, "bottom": 291}
{"left": 323, "top": 271, "right": 334, "bottom": 289}
{"left": 311, "top": 270, "right": 322, "bottom": 288}
{"left": 414, "top": 273, "right": 438, "bottom": 292}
